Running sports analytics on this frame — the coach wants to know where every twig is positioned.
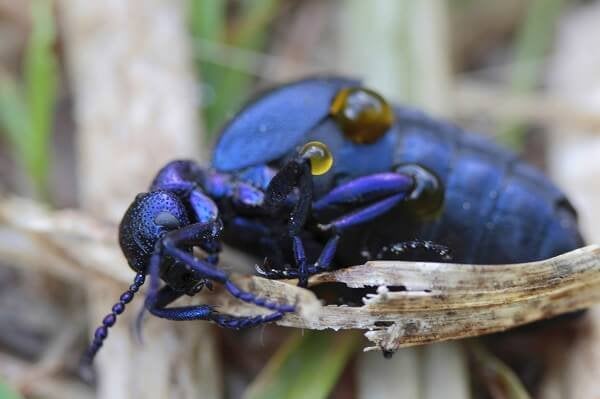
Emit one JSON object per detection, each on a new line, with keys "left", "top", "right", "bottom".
{"left": 1, "top": 196, "right": 599, "bottom": 354}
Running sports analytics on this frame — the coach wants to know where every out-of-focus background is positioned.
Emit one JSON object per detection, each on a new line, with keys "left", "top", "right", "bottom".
{"left": 0, "top": 0, "right": 599, "bottom": 398}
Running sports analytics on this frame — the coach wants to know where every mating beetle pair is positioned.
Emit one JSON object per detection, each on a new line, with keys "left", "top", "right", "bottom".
{"left": 84, "top": 77, "right": 584, "bottom": 362}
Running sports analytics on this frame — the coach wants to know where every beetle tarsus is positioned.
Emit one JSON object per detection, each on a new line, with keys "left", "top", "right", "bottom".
{"left": 256, "top": 235, "right": 339, "bottom": 283}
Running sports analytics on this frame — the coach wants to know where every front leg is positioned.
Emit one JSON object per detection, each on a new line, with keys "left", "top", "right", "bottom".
{"left": 264, "top": 158, "right": 316, "bottom": 286}
{"left": 162, "top": 223, "right": 295, "bottom": 313}
{"left": 266, "top": 157, "right": 313, "bottom": 235}
{"left": 147, "top": 286, "right": 284, "bottom": 329}
{"left": 134, "top": 222, "right": 293, "bottom": 338}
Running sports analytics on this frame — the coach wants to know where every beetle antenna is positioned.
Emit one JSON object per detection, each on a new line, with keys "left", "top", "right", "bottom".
{"left": 81, "top": 272, "right": 146, "bottom": 365}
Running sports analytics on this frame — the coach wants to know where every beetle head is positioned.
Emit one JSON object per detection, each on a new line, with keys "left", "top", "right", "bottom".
{"left": 119, "top": 190, "right": 191, "bottom": 273}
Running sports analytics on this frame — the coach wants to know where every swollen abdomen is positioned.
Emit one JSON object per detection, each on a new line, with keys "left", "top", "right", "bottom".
{"left": 392, "top": 107, "right": 584, "bottom": 264}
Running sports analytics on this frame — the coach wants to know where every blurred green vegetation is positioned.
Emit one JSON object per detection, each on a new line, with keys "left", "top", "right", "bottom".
{"left": 0, "top": 0, "right": 57, "bottom": 201}
{"left": 244, "top": 331, "right": 361, "bottom": 399}
{"left": 0, "top": 380, "right": 22, "bottom": 399}
{"left": 188, "top": 0, "right": 279, "bottom": 138}
{"left": 499, "top": 0, "right": 564, "bottom": 150}
{"left": 470, "top": 342, "right": 531, "bottom": 399}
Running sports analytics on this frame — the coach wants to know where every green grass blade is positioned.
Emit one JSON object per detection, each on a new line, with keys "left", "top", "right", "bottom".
{"left": 0, "top": 76, "right": 31, "bottom": 155}
{"left": 188, "top": 0, "right": 227, "bottom": 137}
{"left": 499, "top": 0, "right": 563, "bottom": 150}
{"left": 23, "top": 0, "right": 58, "bottom": 200}
{"left": 230, "top": 0, "right": 278, "bottom": 47}
{"left": 188, "top": 0, "right": 225, "bottom": 42}
{"left": 188, "top": 0, "right": 226, "bottom": 94}
{"left": 244, "top": 331, "right": 360, "bottom": 399}
{"left": 204, "top": 0, "right": 277, "bottom": 134}
{"left": 189, "top": 0, "right": 279, "bottom": 136}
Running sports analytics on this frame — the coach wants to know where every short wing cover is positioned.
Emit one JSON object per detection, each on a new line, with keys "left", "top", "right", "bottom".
{"left": 212, "top": 77, "right": 359, "bottom": 171}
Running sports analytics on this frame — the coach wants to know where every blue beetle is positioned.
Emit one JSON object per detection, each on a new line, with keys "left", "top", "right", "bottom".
{"left": 212, "top": 76, "right": 583, "bottom": 273}
{"left": 84, "top": 76, "right": 584, "bottom": 363}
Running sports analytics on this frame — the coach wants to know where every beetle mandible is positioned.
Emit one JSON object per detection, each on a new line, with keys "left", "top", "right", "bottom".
{"left": 84, "top": 76, "right": 584, "bottom": 363}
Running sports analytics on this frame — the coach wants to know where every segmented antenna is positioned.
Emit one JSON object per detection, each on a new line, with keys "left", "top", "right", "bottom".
{"left": 82, "top": 272, "right": 146, "bottom": 364}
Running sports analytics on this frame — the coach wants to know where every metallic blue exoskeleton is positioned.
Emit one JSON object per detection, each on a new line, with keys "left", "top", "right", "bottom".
{"left": 213, "top": 77, "right": 583, "bottom": 273}
{"left": 84, "top": 163, "right": 295, "bottom": 363}
{"left": 84, "top": 76, "right": 584, "bottom": 363}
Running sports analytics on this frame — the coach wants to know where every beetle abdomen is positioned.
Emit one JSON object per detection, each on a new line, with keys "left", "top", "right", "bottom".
{"left": 391, "top": 107, "right": 584, "bottom": 264}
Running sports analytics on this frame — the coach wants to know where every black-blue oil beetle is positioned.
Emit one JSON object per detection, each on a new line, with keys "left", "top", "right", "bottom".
{"left": 84, "top": 76, "right": 584, "bottom": 363}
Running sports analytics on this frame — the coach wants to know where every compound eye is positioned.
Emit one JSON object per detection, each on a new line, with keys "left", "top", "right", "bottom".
{"left": 330, "top": 87, "right": 394, "bottom": 144}
{"left": 396, "top": 164, "right": 444, "bottom": 218}
{"left": 154, "top": 211, "right": 181, "bottom": 230}
{"left": 300, "top": 141, "right": 333, "bottom": 176}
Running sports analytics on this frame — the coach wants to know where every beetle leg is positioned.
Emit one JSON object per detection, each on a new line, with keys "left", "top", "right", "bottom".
{"left": 221, "top": 280, "right": 294, "bottom": 312}
{"left": 266, "top": 167, "right": 412, "bottom": 285}
{"left": 162, "top": 224, "right": 227, "bottom": 282}
{"left": 161, "top": 223, "right": 295, "bottom": 313}
{"left": 264, "top": 159, "right": 319, "bottom": 286}
{"left": 260, "top": 190, "right": 436, "bottom": 283}
{"left": 261, "top": 190, "right": 407, "bottom": 285}
{"left": 266, "top": 159, "right": 313, "bottom": 234}
{"left": 292, "top": 234, "right": 340, "bottom": 287}
{"left": 313, "top": 173, "right": 414, "bottom": 212}
{"left": 312, "top": 172, "right": 414, "bottom": 231}
{"left": 292, "top": 236, "right": 308, "bottom": 286}
{"left": 265, "top": 159, "right": 307, "bottom": 209}
{"left": 256, "top": 234, "right": 340, "bottom": 283}
{"left": 146, "top": 285, "right": 284, "bottom": 329}
{"left": 319, "top": 193, "right": 407, "bottom": 232}
{"left": 134, "top": 244, "right": 169, "bottom": 341}
{"left": 313, "top": 165, "right": 443, "bottom": 223}
{"left": 314, "top": 164, "right": 445, "bottom": 231}
{"left": 262, "top": 168, "right": 438, "bottom": 285}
